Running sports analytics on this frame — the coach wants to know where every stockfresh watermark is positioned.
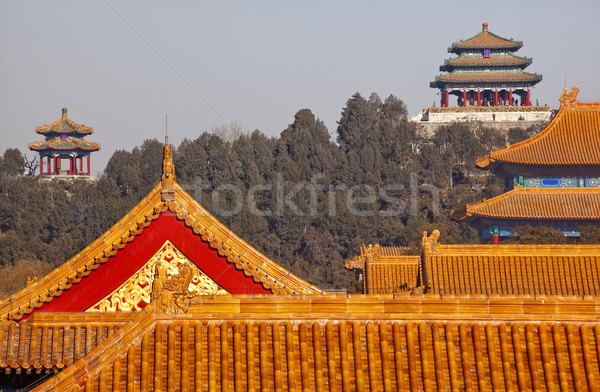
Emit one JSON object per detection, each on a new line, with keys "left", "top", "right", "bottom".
{"left": 181, "top": 172, "right": 439, "bottom": 218}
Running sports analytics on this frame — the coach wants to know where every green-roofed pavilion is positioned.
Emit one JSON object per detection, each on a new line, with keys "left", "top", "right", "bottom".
{"left": 29, "top": 108, "right": 101, "bottom": 177}
{"left": 431, "top": 23, "right": 542, "bottom": 108}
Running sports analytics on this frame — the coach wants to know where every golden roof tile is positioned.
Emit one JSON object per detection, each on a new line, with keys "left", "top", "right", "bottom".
{"left": 9, "top": 298, "right": 597, "bottom": 391}
{"left": 477, "top": 87, "right": 600, "bottom": 168}
{"left": 459, "top": 186, "right": 600, "bottom": 220}
{"left": 419, "top": 231, "right": 600, "bottom": 297}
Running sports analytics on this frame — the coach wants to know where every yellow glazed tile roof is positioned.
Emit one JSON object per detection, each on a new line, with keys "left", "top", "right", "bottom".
{"left": 460, "top": 186, "right": 600, "bottom": 220}
{"left": 420, "top": 231, "right": 600, "bottom": 297}
{"left": 366, "top": 257, "right": 420, "bottom": 294}
{"left": 344, "top": 244, "right": 416, "bottom": 293}
{"left": 11, "top": 298, "right": 599, "bottom": 392}
{"left": 477, "top": 87, "right": 600, "bottom": 168}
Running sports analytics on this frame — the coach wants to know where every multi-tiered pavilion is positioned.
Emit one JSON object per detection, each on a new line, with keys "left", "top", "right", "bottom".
{"left": 432, "top": 22, "right": 541, "bottom": 108}
{"left": 424, "top": 23, "right": 551, "bottom": 123}
{"left": 29, "top": 108, "right": 100, "bottom": 177}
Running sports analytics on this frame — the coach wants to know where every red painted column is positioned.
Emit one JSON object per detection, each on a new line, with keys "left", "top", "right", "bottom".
{"left": 477, "top": 90, "right": 481, "bottom": 106}
{"left": 444, "top": 90, "right": 449, "bottom": 107}
{"left": 526, "top": 89, "right": 531, "bottom": 106}
{"left": 508, "top": 90, "right": 512, "bottom": 105}
{"left": 492, "top": 235, "right": 500, "bottom": 245}
{"left": 494, "top": 90, "right": 498, "bottom": 106}
{"left": 48, "top": 156, "right": 51, "bottom": 175}
{"left": 462, "top": 90, "right": 467, "bottom": 107}
{"left": 79, "top": 156, "right": 83, "bottom": 174}
{"left": 87, "top": 155, "right": 90, "bottom": 176}
{"left": 54, "top": 156, "right": 58, "bottom": 175}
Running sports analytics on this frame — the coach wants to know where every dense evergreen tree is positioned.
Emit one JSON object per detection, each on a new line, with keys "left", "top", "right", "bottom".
{"left": 0, "top": 92, "right": 540, "bottom": 294}
{"left": 1, "top": 148, "right": 26, "bottom": 177}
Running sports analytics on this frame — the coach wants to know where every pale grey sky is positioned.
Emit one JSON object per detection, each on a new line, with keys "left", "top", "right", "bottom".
{"left": 1, "top": 1, "right": 599, "bottom": 174}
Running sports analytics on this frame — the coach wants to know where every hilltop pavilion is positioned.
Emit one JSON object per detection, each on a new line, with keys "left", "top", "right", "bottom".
{"left": 29, "top": 108, "right": 100, "bottom": 177}
{"left": 423, "top": 23, "right": 551, "bottom": 123}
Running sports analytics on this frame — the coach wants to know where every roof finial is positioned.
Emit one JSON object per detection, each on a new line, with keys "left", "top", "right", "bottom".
{"left": 482, "top": 22, "right": 488, "bottom": 32}
{"left": 62, "top": 107, "right": 68, "bottom": 118}
{"left": 161, "top": 133, "right": 176, "bottom": 201}
{"left": 165, "top": 111, "right": 169, "bottom": 145}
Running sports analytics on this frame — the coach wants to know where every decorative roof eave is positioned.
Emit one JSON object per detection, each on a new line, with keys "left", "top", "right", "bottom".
{"left": 449, "top": 40, "right": 522, "bottom": 53}
{"left": 0, "top": 144, "right": 321, "bottom": 321}
{"left": 344, "top": 243, "right": 379, "bottom": 270}
{"left": 433, "top": 72, "right": 542, "bottom": 84}
{"left": 479, "top": 87, "right": 600, "bottom": 167}
{"left": 35, "top": 108, "right": 94, "bottom": 136}
{"left": 440, "top": 55, "right": 532, "bottom": 71}
{"left": 457, "top": 186, "right": 600, "bottom": 221}
{"left": 28, "top": 138, "right": 101, "bottom": 152}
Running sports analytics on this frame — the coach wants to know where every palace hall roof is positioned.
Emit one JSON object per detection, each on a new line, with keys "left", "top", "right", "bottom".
{"left": 420, "top": 231, "right": 600, "bottom": 297}
{"left": 449, "top": 23, "right": 522, "bottom": 53}
{"left": 28, "top": 138, "right": 101, "bottom": 152}
{"left": 34, "top": 108, "right": 93, "bottom": 137}
{"left": 0, "top": 143, "right": 321, "bottom": 322}
{"left": 477, "top": 87, "right": 600, "bottom": 169}
{"left": 453, "top": 186, "right": 600, "bottom": 221}
{"left": 348, "top": 231, "right": 600, "bottom": 298}
{"left": 13, "top": 298, "right": 600, "bottom": 392}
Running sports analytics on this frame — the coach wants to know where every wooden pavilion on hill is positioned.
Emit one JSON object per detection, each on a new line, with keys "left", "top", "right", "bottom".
{"left": 431, "top": 23, "right": 541, "bottom": 108}
{"left": 1, "top": 142, "right": 599, "bottom": 390}
{"left": 29, "top": 108, "right": 100, "bottom": 177}
{"left": 453, "top": 87, "right": 600, "bottom": 243}
{"left": 423, "top": 23, "right": 551, "bottom": 123}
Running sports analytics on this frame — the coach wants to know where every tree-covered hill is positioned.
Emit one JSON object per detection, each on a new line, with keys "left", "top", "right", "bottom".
{"left": 0, "top": 92, "right": 538, "bottom": 295}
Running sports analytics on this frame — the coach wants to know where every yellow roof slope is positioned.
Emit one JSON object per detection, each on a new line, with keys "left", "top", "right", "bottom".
{"left": 14, "top": 296, "right": 599, "bottom": 392}
{"left": 477, "top": 87, "right": 600, "bottom": 168}
{"left": 458, "top": 186, "right": 600, "bottom": 220}
{"left": 345, "top": 244, "right": 417, "bottom": 294}
{"left": 420, "top": 230, "right": 600, "bottom": 296}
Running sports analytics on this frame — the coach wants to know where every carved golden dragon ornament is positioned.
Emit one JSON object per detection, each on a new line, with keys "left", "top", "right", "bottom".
{"left": 87, "top": 240, "right": 228, "bottom": 312}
